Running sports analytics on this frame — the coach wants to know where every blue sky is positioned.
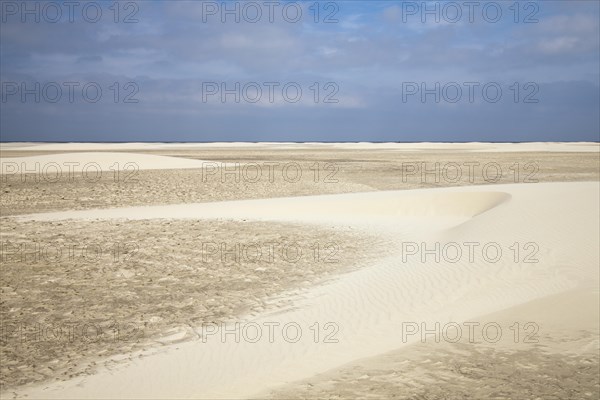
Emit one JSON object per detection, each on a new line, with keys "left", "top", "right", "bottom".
{"left": 1, "top": 0, "right": 599, "bottom": 142}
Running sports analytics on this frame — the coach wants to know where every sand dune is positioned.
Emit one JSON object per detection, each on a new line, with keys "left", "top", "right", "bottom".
{"left": 2, "top": 142, "right": 599, "bottom": 152}
{"left": 7, "top": 181, "right": 598, "bottom": 399}
{"left": 0, "top": 152, "right": 234, "bottom": 173}
{"left": 17, "top": 188, "right": 513, "bottom": 233}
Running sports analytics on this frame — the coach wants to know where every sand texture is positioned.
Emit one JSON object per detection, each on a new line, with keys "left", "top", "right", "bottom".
{"left": 0, "top": 143, "right": 598, "bottom": 399}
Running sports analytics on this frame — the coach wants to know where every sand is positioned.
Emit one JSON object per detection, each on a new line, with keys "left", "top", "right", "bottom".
{"left": 2, "top": 146, "right": 598, "bottom": 217}
{"left": 0, "top": 152, "right": 236, "bottom": 172}
{"left": 0, "top": 143, "right": 598, "bottom": 399}
{"left": 1, "top": 142, "right": 599, "bottom": 152}
{"left": 265, "top": 288, "right": 599, "bottom": 399}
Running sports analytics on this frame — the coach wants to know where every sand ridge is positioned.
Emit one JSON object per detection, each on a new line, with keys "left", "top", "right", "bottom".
{"left": 4, "top": 180, "right": 598, "bottom": 398}
{"left": 1, "top": 144, "right": 598, "bottom": 399}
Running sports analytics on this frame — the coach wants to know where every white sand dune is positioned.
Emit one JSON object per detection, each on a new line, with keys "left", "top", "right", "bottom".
{"left": 328, "top": 142, "right": 600, "bottom": 152}
{"left": 0, "top": 152, "right": 234, "bottom": 173}
{"left": 18, "top": 189, "right": 512, "bottom": 234}
{"left": 0, "top": 142, "right": 266, "bottom": 151}
{"left": 2, "top": 142, "right": 599, "bottom": 152}
{"left": 8, "top": 181, "right": 598, "bottom": 399}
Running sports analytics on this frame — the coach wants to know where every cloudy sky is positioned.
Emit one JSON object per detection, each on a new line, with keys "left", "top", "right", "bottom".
{"left": 1, "top": 0, "right": 598, "bottom": 142}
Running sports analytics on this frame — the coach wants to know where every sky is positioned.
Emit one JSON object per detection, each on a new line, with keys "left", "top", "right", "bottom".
{"left": 1, "top": 0, "right": 599, "bottom": 142}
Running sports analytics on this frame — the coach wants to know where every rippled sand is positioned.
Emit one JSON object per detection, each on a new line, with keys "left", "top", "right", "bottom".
{"left": 1, "top": 143, "right": 598, "bottom": 399}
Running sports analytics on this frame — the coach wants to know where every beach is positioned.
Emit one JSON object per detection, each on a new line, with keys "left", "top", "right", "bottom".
{"left": 0, "top": 142, "right": 598, "bottom": 399}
